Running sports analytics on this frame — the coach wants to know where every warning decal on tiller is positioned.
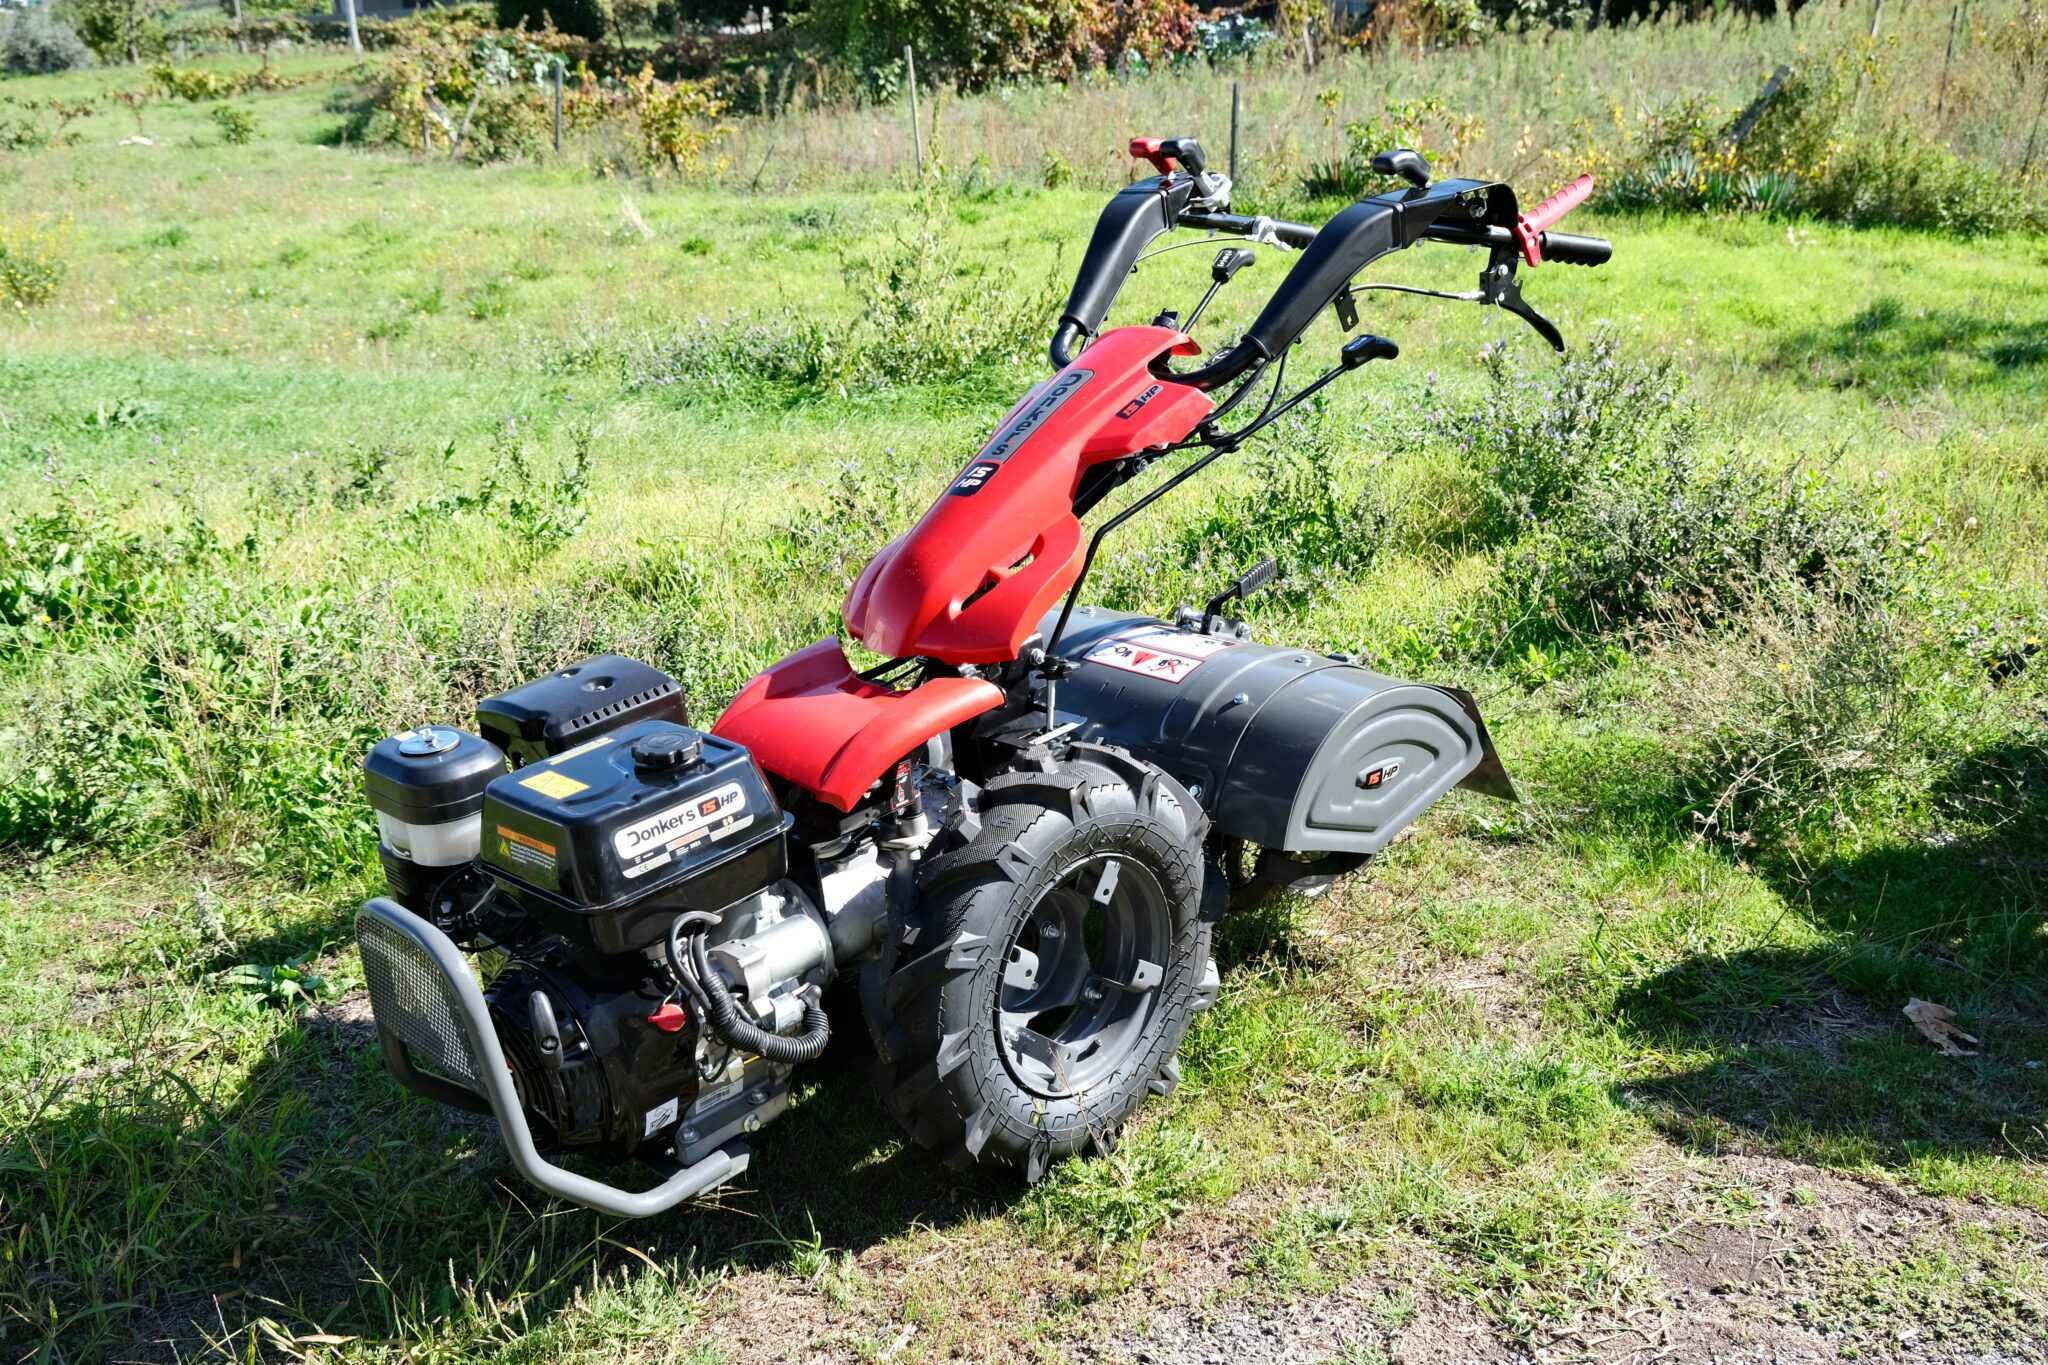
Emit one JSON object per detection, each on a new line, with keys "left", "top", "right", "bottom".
{"left": 1083, "top": 627, "right": 1240, "bottom": 685}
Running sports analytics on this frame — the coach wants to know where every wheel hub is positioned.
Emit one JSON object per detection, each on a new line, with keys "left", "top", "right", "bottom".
{"left": 996, "top": 851, "right": 1171, "bottom": 1099}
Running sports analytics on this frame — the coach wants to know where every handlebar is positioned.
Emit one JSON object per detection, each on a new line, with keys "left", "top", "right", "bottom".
{"left": 1049, "top": 147, "right": 1610, "bottom": 376}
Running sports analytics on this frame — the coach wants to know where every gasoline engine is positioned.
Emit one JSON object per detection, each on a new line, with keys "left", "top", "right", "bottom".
{"left": 361, "top": 657, "right": 894, "bottom": 1174}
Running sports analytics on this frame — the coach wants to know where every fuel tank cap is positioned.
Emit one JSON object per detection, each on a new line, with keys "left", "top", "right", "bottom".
{"left": 396, "top": 726, "right": 463, "bottom": 757}
{"left": 632, "top": 729, "right": 704, "bottom": 773}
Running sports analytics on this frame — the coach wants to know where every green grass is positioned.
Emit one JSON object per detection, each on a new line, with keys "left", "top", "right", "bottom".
{"left": 2, "top": 15, "right": 2047, "bottom": 1363}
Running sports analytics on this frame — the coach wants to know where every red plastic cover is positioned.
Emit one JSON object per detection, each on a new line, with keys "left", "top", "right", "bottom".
{"left": 842, "top": 326, "right": 1214, "bottom": 665}
{"left": 712, "top": 639, "right": 1003, "bottom": 812}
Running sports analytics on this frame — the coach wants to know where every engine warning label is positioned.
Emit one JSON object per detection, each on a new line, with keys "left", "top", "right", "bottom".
{"left": 1083, "top": 627, "right": 1240, "bottom": 685}
{"left": 613, "top": 782, "right": 752, "bottom": 880}
{"left": 495, "top": 825, "right": 560, "bottom": 889}
{"left": 518, "top": 768, "right": 588, "bottom": 801}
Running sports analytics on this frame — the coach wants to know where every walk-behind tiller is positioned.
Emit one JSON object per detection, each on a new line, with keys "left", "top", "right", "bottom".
{"left": 354, "top": 140, "right": 1611, "bottom": 1215}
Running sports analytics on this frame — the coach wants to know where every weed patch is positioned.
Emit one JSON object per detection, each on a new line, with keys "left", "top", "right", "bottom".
{"left": 1022, "top": 1125, "right": 1234, "bottom": 1263}
{"left": 0, "top": 215, "right": 68, "bottom": 308}
{"left": 621, "top": 182, "right": 1057, "bottom": 403}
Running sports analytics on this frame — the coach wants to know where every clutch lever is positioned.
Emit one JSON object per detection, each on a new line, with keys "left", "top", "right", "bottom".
{"left": 1343, "top": 262, "right": 1563, "bottom": 351}
{"left": 1479, "top": 251, "right": 1564, "bottom": 353}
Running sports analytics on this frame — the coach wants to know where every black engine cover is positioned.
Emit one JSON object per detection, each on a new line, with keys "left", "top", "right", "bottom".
{"left": 477, "top": 655, "right": 689, "bottom": 768}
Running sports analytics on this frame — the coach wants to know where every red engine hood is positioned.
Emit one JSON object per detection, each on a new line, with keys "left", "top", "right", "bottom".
{"left": 841, "top": 326, "right": 1214, "bottom": 665}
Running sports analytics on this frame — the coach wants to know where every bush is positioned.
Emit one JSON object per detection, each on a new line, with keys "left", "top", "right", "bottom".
{"left": 150, "top": 62, "right": 237, "bottom": 100}
{"left": 0, "top": 427, "right": 604, "bottom": 871}
{"left": 210, "top": 104, "right": 256, "bottom": 145}
{"left": 1095, "top": 412, "right": 1392, "bottom": 614}
{"left": 1448, "top": 335, "right": 1695, "bottom": 540}
{"left": 55, "top": 0, "right": 171, "bottom": 64}
{"left": 1, "top": 9, "right": 92, "bottom": 74}
{"left": 1585, "top": 51, "right": 2047, "bottom": 236}
{"left": 621, "top": 180, "right": 1057, "bottom": 398}
{"left": 1799, "top": 135, "right": 2039, "bottom": 237}
{"left": 795, "top": 0, "right": 1200, "bottom": 93}
{"left": 1432, "top": 336, "right": 1919, "bottom": 662}
{"left": 367, "top": 23, "right": 726, "bottom": 169}
{"left": 1301, "top": 94, "right": 1483, "bottom": 199}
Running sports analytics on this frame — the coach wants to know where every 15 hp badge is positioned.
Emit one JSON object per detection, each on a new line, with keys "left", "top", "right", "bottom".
{"left": 614, "top": 781, "right": 751, "bottom": 879}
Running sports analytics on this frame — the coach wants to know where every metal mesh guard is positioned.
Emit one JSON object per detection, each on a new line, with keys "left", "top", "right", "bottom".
{"left": 358, "top": 910, "right": 482, "bottom": 1089}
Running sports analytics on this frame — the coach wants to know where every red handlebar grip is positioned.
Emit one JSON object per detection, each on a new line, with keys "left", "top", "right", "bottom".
{"left": 1128, "top": 137, "right": 1177, "bottom": 174}
{"left": 1513, "top": 173, "right": 1594, "bottom": 267}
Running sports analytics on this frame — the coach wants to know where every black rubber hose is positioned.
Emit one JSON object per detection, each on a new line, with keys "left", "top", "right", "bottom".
{"left": 664, "top": 911, "right": 721, "bottom": 1021}
{"left": 688, "top": 922, "right": 831, "bottom": 1064}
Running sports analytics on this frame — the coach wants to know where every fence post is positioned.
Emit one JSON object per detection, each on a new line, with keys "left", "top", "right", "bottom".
{"left": 1229, "top": 80, "right": 1240, "bottom": 186}
{"left": 905, "top": 45, "right": 924, "bottom": 177}
{"left": 551, "top": 58, "right": 564, "bottom": 155}
{"left": 1936, "top": 0, "right": 1964, "bottom": 118}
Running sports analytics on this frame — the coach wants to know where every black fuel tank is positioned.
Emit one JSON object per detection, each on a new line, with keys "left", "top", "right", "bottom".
{"left": 1044, "top": 608, "right": 1512, "bottom": 856}
{"left": 480, "top": 719, "right": 789, "bottom": 954}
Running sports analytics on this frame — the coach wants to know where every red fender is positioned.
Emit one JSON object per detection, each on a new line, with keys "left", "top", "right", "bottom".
{"left": 712, "top": 639, "right": 1003, "bottom": 812}
{"left": 842, "top": 326, "right": 1214, "bottom": 666}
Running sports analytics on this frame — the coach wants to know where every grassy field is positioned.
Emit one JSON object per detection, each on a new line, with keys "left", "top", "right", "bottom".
{"left": 2, "top": 12, "right": 2046, "bottom": 1364}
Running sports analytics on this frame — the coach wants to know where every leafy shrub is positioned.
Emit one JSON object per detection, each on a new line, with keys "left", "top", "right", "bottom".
{"left": 1797, "top": 135, "right": 2038, "bottom": 237}
{"left": 210, "top": 104, "right": 256, "bottom": 145}
{"left": 367, "top": 23, "right": 726, "bottom": 170}
{"left": 1193, "top": 14, "right": 1277, "bottom": 60}
{"left": 1447, "top": 334, "right": 1696, "bottom": 540}
{"left": 0, "top": 504, "right": 227, "bottom": 654}
{"left": 0, "top": 218, "right": 71, "bottom": 309}
{"left": 795, "top": 0, "right": 1199, "bottom": 93}
{"left": 623, "top": 181, "right": 1055, "bottom": 398}
{"left": 0, "top": 96, "right": 97, "bottom": 151}
{"left": 400, "top": 423, "right": 592, "bottom": 561}
{"left": 1301, "top": 94, "right": 1483, "bottom": 199}
{"left": 1, "top": 8, "right": 92, "bottom": 74}
{"left": 151, "top": 62, "right": 238, "bottom": 101}
{"left": 839, "top": 179, "right": 1061, "bottom": 386}
{"left": 56, "top": 0, "right": 171, "bottom": 63}
{"left": 1442, "top": 341, "right": 1918, "bottom": 660}
{"left": 1583, "top": 52, "right": 2046, "bottom": 235}
{"left": 623, "top": 62, "right": 726, "bottom": 174}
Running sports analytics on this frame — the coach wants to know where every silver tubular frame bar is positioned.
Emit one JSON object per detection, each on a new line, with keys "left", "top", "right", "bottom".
{"left": 355, "top": 896, "right": 749, "bottom": 1219}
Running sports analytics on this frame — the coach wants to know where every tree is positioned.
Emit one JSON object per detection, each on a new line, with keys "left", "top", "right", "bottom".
{"left": 56, "top": 0, "right": 172, "bottom": 63}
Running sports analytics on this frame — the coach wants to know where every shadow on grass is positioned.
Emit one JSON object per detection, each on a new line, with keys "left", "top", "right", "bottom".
{"left": 8, "top": 857, "right": 1333, "bottom": 1359}
{"left": 1610, "top": 740, "right": 2048, "bottom": 1167}
{"left": 2, "top": 961, "right": 1021, "bottom": 1361}
{"left": 1773, "top": 295, "right": 2048, "bottom": 391}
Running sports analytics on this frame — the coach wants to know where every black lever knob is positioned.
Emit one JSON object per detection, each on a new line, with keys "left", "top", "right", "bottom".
{"left": 1370, "top": 147, "right": 1431, "bottom": 189}
{"left": 1160, "top": 136, "right": 1208, "bottom": 177}
{"left": 1211, "top": 246, "right": 1255, "bottom": 284}
{"left": 1341, "top": 334, "right": 1399, "bottom": 369}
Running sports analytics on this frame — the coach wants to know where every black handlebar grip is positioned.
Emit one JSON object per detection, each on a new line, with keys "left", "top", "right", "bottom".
{"left": 1540, "top": 231, "right": 1611, "bottom": 267}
